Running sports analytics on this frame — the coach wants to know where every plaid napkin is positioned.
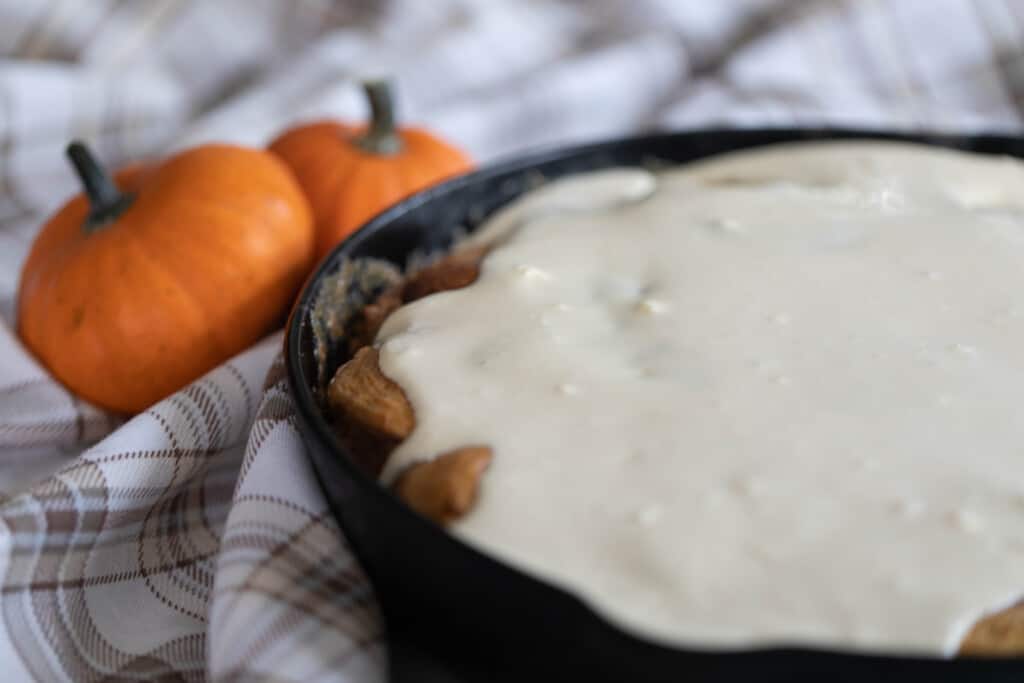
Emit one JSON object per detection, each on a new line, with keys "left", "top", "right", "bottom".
{"left": 1, "top": 1, "right": 1023, "bottom": 680}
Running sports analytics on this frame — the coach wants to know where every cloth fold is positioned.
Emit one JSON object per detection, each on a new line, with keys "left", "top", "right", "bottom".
{"left": 0, "top": 336, "right": 384, "bottom": 682}
{"left": 2, "top": 1, "right": 1023, "bottom": 680}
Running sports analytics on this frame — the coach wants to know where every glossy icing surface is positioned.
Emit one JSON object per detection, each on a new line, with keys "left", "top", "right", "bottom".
{"left": 377, "top": 142, "right": 1024, "bottom": 653}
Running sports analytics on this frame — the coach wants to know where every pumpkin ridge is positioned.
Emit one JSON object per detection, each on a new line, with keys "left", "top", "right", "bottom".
{"left": 283, "top": 143, "right": 339, "bottom": 178}
{"left": 397, "top": 153, "right": 450, "bottom": 204}
{"left": 18, "top": 247, "right": 61, "bottom": 357}
{"left": 21, "top": 211, "right": 114, "bottom": 351}
{"left": 392, "top": 141, "right": 441, "bottom": 189}
{"left": 147, "top": 195, "right": 285, "bottom": 231}
{"left": 132, "top": 201, "right": 246, "bottom": 289}
{"left": 18, "top": 230, "right": 80, "bottom": 334}
{"left": 81, "top": 243, "right": 133, "bottom": 407}
{"left": 117, "top": 232, "right": 224, "bottom": 403}
{"left": 17, "top": 196, "right": 94, "bottom": 304}
{"left": 123, "top": 227, "right": 220, "bottom": 338}
{"left": 312, "top": 150, "right": 362, "bottom": 223}
{"left": 46, "top": 240, "right": 123, "bottom": 408}
{"left": 319, "top": 159, "right": 375, "bottom": 253}
{"left": 128, "top": 199, "right": 299, "bottom": 352}
{"left": 406, "top": 130, "right": 473, "bottom": 175}
{"left": 329, "top": 160, "right": 407, "bottom": 250}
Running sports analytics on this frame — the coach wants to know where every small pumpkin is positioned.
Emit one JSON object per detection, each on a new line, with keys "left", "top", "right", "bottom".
{"left": 269, "top": 80, "right": 473, "bottom": 260}
{"left": 17, "top": 141, "right": 314, "bottom": 413}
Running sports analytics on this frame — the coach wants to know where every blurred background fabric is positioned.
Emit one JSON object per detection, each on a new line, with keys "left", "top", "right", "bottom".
{"left": 1, "top": 0, "right": 1023, "bottom": 681}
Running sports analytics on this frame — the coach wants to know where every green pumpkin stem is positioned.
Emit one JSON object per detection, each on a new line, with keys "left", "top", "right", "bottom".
{"left": 355, "top": 80, "right": 402, "bottom": 155}
{"left": 66, "top": 140, "right": 134, "bottom": 232}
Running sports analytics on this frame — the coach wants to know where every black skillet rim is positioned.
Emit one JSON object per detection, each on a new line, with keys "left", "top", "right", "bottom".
{"left": 285, "top": 127, "right": 1024, "bottom": 675}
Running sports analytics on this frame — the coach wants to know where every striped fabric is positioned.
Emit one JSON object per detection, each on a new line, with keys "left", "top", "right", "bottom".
{"left": 0, "top": 1, "right": 1022, "bottom": 680}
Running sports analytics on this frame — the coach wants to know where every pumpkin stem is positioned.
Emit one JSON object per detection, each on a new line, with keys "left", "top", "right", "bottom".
{"left": 66, "top": 140, "right": 134, "bottom": 232}
{"left": 354, "top": 80, "right": 402, "bottom": 155}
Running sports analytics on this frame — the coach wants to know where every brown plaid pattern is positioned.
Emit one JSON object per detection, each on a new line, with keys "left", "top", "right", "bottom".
{"left": 209, "top": 357, "right": 384, "bottom": 682}
{"left": 1, "top": 339, "right": 384, "bottom": 682}
{"left": 2, "top": 0, "right": 1024, "bottom": 680}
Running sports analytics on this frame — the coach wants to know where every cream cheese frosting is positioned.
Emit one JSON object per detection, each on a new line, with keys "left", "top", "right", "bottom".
{"left": 375, "top": 141, "right": 1024, "bottom": 654}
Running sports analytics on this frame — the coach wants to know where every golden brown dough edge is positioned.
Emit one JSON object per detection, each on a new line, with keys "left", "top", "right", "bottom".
{"left": 326, "top": 243, "right": 1024, "bottom": 657}
{"left": 959, "top": 601, "right": 1024, "bottom": 656}
{"left": 328, "top": 245, "right": 493, "bottom": 524}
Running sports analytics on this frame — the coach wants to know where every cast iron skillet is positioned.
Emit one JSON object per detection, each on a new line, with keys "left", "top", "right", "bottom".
{"left": 286, "top": 129, "right": 1024, "bottom": 682}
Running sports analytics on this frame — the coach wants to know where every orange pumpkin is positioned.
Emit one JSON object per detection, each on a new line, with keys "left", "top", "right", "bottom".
{"left": 17, "top": 141, "right": 314, "bottom": 414}
{"left": 269, "top": 80, "right": 473, "bottom": 260}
